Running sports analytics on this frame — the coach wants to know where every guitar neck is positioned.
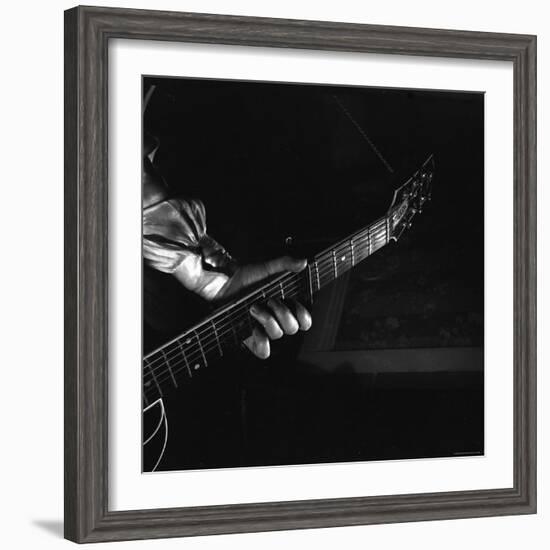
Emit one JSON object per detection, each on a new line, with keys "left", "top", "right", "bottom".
{"left": 143, "top": 214, "right": 392, "bottom": 405}
{"left": 310, "top": 214, "right": 391, "bottom": 292}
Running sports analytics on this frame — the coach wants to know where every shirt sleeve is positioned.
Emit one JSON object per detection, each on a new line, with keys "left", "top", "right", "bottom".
{"left": 143, "top": 197, "right": 236, "bottom": 298}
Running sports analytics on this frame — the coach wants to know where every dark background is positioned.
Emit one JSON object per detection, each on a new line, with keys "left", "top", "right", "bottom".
{"left": 143, "top": 76, "right": 484, "bottom": 471}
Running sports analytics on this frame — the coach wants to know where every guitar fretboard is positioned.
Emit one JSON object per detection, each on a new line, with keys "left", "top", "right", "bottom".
{"left": 142, "top": 213, "right": 393, "bottom": 405}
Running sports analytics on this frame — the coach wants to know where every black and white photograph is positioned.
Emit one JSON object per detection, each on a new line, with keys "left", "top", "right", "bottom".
{"left": 54, "top": 3, "right": 537, "bottom": 545}
{"left": 141, "top": 76, "right": 484, "bottom": 473}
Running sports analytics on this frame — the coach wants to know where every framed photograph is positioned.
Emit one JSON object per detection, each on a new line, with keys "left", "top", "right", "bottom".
{"left": 64, "top": 6, "right": 536, "bottom": 543}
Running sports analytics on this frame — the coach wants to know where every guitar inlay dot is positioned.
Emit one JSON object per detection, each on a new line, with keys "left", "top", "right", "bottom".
{"left": 341, "top": 255, "right": 346, "bottom": 261}
{"left": 194, "top": 364, "right": 200, "bottom": 370}
{"left": 185, "top": 338, "right": 192, "bottom": 344}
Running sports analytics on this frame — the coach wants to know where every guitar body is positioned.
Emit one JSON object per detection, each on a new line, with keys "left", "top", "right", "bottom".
{"left": 143, "top": 398, "right": 168, "bottom": 472}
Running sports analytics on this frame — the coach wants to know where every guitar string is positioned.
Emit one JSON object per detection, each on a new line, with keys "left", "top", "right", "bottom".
{"left": 143, "top": 237, "right": 384, "bottom": 398}
{"left": 143, "top": 223, "right": 389, "bottom": 374}
{"left": 144, "top": 281, "right": 304, "bottom": 397}
{"left": 143, "top": 229, "right": 389, "bottom": 393}
{"left": 143, "top": 217, "right": 390, "bottom": 368}
{"left": 143, "top": 233, "right": 388, "bottom": 395}
{"left": 143, "top": 161, "right": 434, "bottom": 392}
{"left": 142, "top": 148, "right": 433, "bottom": 395}
{"left": 143, "top": 224, "right": 390, "bottom": 379}
{"left": 144, "top": 162, "right": 435, "bottom": 395}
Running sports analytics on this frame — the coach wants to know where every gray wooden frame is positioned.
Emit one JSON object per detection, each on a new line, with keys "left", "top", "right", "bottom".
{"left": 64, "top": 5, "right": 537, "bottom": 543}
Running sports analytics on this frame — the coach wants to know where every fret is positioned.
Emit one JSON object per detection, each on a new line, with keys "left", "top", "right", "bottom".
{"left": 145, "top": 358, "right": 163, "bottom": 397}
{"left": 315, "top": 260, "right": 320, "bottom": 291}
{"left": 350, "top": 238, "right": 355, "bottom": 266}
{"left": 211, "top": 320, "right": 223, "bottom": 356}
{"left": 178, "top": 340, "right": 193, "bottom": 378}
{"left": 195, "top": 330, "right": 207, "bottom": 369}
{"left": 229, "top": 322, "right": 240, "bottom": 346}
{"left": 371, "top": 229, "right": 381, "bottom": 254}
{"left": 367, "top": 226, "right": 372, "bottom": 256}
{"left": 307, "top": 264, "right": 314, "bottom": 303}
{"left": 161, "top": 349, "right": 178, "bottom": 388}
{"left": 385, "top": 216, "right": 390, "bottom": 244}
{"left": 332, "top": 250, "right": 338, "bottom": 278}
{"left": 243, "top": 299, "right": 255, "bottom": 332}
{"left": 279, "top": 281, "right": 285, "bottom": 300}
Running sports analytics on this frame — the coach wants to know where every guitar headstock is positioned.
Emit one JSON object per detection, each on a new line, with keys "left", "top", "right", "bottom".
{"left": 387, "top": 154, "right": 434, "bottom": 242}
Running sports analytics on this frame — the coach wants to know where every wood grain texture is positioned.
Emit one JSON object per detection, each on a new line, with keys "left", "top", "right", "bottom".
{"left": 64, "top": 5, "right": 537, "bottom": 543}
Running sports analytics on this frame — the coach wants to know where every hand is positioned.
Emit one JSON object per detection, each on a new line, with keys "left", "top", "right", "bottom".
{"left": 216, "top": 256, "right": 312, "bottom": 359}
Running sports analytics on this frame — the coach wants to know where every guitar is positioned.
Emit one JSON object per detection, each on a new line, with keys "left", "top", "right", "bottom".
{"left": 143, "top": 154, "right": 435, "bottom": 471}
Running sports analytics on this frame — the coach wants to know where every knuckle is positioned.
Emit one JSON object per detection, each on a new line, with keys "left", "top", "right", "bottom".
{"left": 254, "top": 310, "right": 272, "bottom": 328}
{"left": 268, "top": 298, "right": 284, "bottom": 314}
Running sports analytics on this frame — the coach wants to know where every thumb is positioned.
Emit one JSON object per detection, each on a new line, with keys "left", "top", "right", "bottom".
{"left": 263, "top": 256, "right": 307, "bottom": 276}
{"left": 231, "top": 256, "right": 308, "bottom": 292}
